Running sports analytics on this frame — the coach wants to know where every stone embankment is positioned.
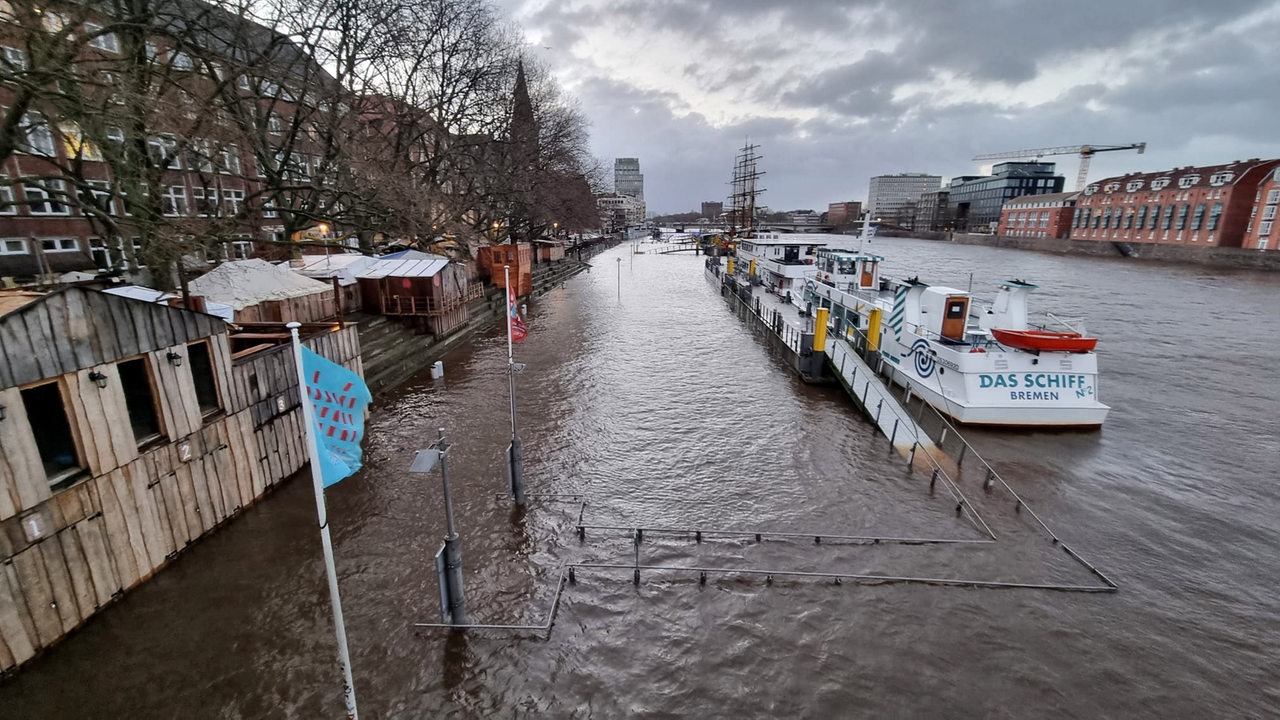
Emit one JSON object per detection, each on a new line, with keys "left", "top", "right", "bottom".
{"left": 358, "top": 255, "right": 596, "bottom": 395}
{"left": 872, "top": 229, "right": 1280, "bottom": 271}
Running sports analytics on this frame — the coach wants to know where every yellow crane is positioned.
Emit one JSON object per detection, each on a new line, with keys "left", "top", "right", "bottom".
{"left": 972, "top": 143, "right": 1147, "bottom": 192}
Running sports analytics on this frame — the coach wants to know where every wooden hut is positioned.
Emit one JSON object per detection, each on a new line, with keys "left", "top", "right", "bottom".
{"left": 292, "top": 254, "right": 378, "bottom": 314}
{"left": 356, "top": 251, "right": 479, "bottom": 337}
{"left": 477, "top": 243, "right": 533, "bottom": 298}
{"left": 0, "top": 287, "right": 362, "bottom": 672}
{"left": 531, "top": 239, "right": 566, "bottom": 263}
{"left": 188, "top": 259, "right": 336, "bottom": 324}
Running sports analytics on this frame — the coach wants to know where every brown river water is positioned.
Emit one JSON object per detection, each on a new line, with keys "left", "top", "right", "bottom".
{"left": 3, "top": 238, "right": 1279, "bottom": 718}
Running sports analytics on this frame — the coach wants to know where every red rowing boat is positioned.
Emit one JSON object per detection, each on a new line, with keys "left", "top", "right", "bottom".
{"left": 991, "top": 328, "right": 1098, "bottom": 352}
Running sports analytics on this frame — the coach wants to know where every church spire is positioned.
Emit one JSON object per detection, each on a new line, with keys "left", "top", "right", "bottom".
{"left": 511, "top": 60, "right": 538, "bottom": 152}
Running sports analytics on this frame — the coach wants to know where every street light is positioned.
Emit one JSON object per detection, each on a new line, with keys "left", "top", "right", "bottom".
{"left": 616, "top": 256, "right": 621, "bottom": 302}
{"left": 410, "top": 428, "right": 467, "bottom": 626}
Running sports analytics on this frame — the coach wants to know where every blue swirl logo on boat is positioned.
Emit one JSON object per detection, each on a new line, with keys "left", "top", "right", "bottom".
{"left": 904, "top": 339, "right": 936, "bottom": 378}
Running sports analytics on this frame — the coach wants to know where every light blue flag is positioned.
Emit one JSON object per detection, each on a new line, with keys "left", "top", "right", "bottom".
{"left": 301, "top": 346, "right": 372, "bottom": 487}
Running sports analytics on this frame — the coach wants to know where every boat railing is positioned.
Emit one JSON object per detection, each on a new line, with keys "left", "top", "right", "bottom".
{"left": 1041, "top": 312, "right": 1087, "bottom": 336}
{"left": 834, "top": 326, "right": 1117, "bottom": 591}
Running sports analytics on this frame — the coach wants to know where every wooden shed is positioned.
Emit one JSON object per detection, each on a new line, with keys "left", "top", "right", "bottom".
{"left": 477, "top": 243, "right": 533, "bottom": 298}
{"left": 188, "top": 258, "right": 336, "bottom": 324}
{"left": 532, "top": 239, "right": 566, "bottom": 263}
{"left": 0, "top": 287, "right": 362, "bottom": 672}
{"left": 292, "top": 253, "right": 378, "bottom": 315}
{"left": 356, "top": 251, "right": 479, "bottom": 337}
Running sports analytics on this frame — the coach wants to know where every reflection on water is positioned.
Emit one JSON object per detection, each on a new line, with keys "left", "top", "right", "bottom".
{"left": 3, "top": 240, "right": 1279, "bottom": 719}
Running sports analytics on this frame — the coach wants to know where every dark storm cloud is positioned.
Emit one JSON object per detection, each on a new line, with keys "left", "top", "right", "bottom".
{"left": 498, "top": 0, "right": 1280, "bottom": 212}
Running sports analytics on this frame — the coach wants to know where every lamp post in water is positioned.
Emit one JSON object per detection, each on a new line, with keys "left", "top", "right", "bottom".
{"left": 503, "top": 265, "right": 526, "bottom": 506}
{"left": 410, "top": 428, "right": 467, "bottom": 626}
{"left": 616, "top": 256, "right": 621, "bottom": 302}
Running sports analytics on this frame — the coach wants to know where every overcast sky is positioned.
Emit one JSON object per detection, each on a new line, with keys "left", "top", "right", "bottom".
{"left": 496, "top": 0, "right": 1280, "bottom": 215}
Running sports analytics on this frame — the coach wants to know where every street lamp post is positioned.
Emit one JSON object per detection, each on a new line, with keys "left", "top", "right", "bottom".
{"left": 503, "top": 265, "right": 526, "bottom": 506}
{"left": 615, "top": 257, "right": 621, "bottom": 302}
{"left": 409, "top": 428, "right": 467, "bottom": 626}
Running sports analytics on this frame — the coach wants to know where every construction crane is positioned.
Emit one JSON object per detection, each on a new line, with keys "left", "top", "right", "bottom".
{"left": 972, "top": 143, "right": 1147, "bottom": 192}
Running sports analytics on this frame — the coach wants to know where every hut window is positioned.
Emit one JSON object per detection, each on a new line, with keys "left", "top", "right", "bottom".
{"left": 119, "top": 357, "right": 162, "bottom": 444}
{"left": 187, "top": 342, "right": 221, "bottom": 415}
{"left": 20, "top": 381, "right": 83, "bottom": 484}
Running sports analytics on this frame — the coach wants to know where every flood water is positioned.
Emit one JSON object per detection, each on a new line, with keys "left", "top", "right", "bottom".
{"left": 3, "top": 238, "right": 1279, "bottom": 718}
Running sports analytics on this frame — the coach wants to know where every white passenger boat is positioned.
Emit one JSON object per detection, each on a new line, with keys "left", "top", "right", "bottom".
{"left": 803, "top": 247, "right": 1110, "bottom": 428}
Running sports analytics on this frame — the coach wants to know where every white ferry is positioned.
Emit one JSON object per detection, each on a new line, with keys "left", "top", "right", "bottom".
{"left": 730, "top": 232, "right": 831, "bottom": 302}
{"left": 804, "top": 247, "right": 1110, "bottom": 428}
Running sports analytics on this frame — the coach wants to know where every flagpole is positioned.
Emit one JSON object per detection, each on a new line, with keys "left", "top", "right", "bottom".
{"left": 504, "top": 265, "right": 525, "bottom": 505}
{"left": 288, "top": 322, "right": 359, "bottom": 720}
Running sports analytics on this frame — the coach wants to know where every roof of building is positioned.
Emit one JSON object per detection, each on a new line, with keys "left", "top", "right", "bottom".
{"left": 188, "top": 259, "right": 331, "bottom": 310}
{"left": 103, "top": 285, "right": 235, "bottom": 322}
{"left": 292, "top": 254, "right": 379, "bottom": 286}
{"left": 0, "top": 287, "right": 226, "bottom": 388}
{"left": 1004, "top": 191, "right": 1080, "bottom": 207}
{"left": 1085, "top": 158, "right": 1280, "bottom": 196}
{"left": 0, "top": 291, "right": 45, "bottom": 317}
{"left": 356, "top": 253, "right": 451, "bottom": 279}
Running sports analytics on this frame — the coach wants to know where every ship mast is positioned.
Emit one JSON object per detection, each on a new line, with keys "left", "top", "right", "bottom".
{"left": 728, "top": 143, "right": 765, "bottom": 237}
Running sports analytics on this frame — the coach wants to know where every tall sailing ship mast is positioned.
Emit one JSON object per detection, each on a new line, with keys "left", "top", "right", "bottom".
{"left": 727, "top": 143, "right": 765, "bottom": 238}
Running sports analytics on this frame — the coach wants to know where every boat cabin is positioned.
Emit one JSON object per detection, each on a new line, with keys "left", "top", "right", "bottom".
{"left": 735, "top": 234, "right": 829, "bottom": 298}
{"left": 814, "top": 249, "right": 883, "bottom": 293}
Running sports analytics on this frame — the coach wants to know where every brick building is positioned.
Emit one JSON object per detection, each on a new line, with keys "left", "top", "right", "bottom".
{"left": 1068, "top": 159, "right": 1280, "bottom": 248}
{"left": 997, "top": 191, "right": 1078, "bottom": 239}
{"left": 826, "top": 201, "right": 862, "bottom": 227}
{"left": 1242, "top": 165, "right": 1280, "bottom": 250}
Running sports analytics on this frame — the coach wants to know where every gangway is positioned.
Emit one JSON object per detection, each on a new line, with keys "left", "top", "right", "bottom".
{"left": 825, "top": 336, "right": 933, "bottom": 459}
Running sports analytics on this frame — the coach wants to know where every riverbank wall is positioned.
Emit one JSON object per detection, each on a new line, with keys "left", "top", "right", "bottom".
{"left": 872, "top": 229, "right": 1280, "bottom": 271}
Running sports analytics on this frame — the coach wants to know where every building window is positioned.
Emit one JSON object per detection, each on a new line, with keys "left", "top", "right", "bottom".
{"left": 3, "top": 45, "right": 26, "bottom": 70}
{"left": 0, "top": 177, "right": 13, "bottom": 214}
{"left": 191, "top": 186, "right": 218, "bottom": 215}
{"left": 1149, "top": 205, "right": 1160, "bottom": 230}
{"left": 186, "top": 139, "right": 214, "bottom": 173}
{"left": 1161, "top": 204, "right": 1175, "bottom": 230}
{"left": 1207, "top": 203, "right": 1223, "bottom": 231}
{"left": 219, "top": 144, "right": 242, "bottom": 175}
{"left": 1266, "top": 189, "right": 1280, "bottom": 205}
{"left": 19, "top": 111, "right": 56, "bottom": 156}
{"left": 82, "top": 180, "right": 116, "bottom": 216}
{"left": 187, "top": 341, "right": 221, "bottom": 415}
{"left": 1175, "top": 204, "right": 1190, "bottom": 230}
{"left": 21, "top": 381, "right": 83, "bottom": 484}
{"left": 224, "top": 238, "right": 252, "bottom": 260}
{"left": 147, "top": 134, "right": 181, "bottom": 169}
{"left": 1260, "top": 221, "right": 1273, "bottom": 236}
{"left": 84, "top": 23, "right": 120, "bottom": 53}
{"left": 223, "top": 188, "right": 244, "bottom": 216}
{"left": 1191, "top": 203, "right": 1206, "bottom": 230}
{"left": 1151, "top": 178, "right": 1171, "bottom": 191}
{"left": 118, "top": 357, "right": 162, "bottom": 445}
{"left": 25, "top": 179, "right": 69, "bottom": 215}
{"left": 170, "top": 50, "right": 194, "bottom": 71}
{"left": 162, "top": 185, "right": 188, "bottom": 216}
{"left": 41, "top": 237, "right": 79, "bottom": 253}
{"left": 1136, "top": 206, "right": 1148, "bottom": 228}
{"left": 0, "top": 237, "right": 26, "bottom": 254}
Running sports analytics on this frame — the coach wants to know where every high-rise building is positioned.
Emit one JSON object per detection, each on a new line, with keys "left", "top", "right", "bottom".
{"left": 613, "top": 158, "right": 644, "bottom": 222}
{"left": 948, "top": 162, "right": 1065, "bottom": 232}
{"left": 867, "top": 173, "right": 941, "bottom": 225}
{"left": 701, "top": 201, "right": 723, "bottom": 220}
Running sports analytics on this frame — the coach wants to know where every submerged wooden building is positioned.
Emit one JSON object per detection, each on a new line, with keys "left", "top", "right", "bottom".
{"left": 357, "top": 251, "right": 480, "bottom": 337}
{"left": 477, "top": 243, "right": 533, "bottom": 298}
{"left": 0, "top": 287, "right": 362, "bottom": 672}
